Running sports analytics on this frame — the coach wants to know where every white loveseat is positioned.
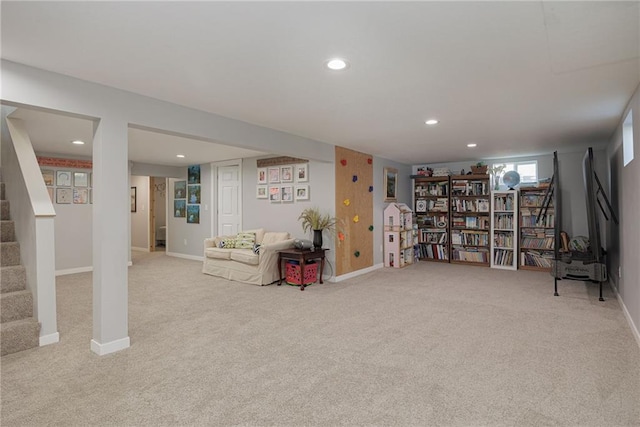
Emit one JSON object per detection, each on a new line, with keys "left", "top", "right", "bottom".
{"left": 202, "top": 228, "right": 295, "bottom": 285}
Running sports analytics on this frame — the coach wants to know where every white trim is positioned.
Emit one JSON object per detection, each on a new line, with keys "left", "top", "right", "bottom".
{"left": 56, "top": 266, "right": 92, "bottom": 276}
{"left": 166, "top": 251, "right": 204, "bottom": 262}
{"left": 39, "top": 332, "right": 59, "bottom": 346}
{"left": 91, "top": 337, "right": 130, "bottom": 356}
{"left": 613, "top": 285, "right": 640, "bottom": 349}
{"left": 331, "top": 263, "right": 384, "bottom": 282}
{"left": 131, "top": 246, "right": 150, "bottom": 252}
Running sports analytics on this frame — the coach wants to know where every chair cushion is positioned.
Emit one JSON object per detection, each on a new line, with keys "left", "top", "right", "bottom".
{"left": 230, "top": 249, "right": 259, "bottom": 265}
{"left": 205, "top": 247, "right": 232, "bottom": 260}
{"left": 235, "top": 232, "right": 256, "bottom": 249}
{"left": 262, "top": 231, "right": 290, "bottom": 245}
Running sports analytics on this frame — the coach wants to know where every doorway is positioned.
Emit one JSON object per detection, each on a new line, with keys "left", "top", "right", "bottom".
{"left": 149, "top": 177, "right": 167, "bottom": 251}
{"left": 217, "top": 164, "right": 241, "bottom": 236}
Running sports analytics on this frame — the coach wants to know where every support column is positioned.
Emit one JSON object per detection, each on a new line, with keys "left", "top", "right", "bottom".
{"left": 91, "top": 118, "right": 130, "bottom": 355}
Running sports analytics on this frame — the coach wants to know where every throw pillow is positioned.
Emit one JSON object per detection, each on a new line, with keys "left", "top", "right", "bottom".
{"left": 219, "top": 238, "right": 236, "bottom": 249}
{"left": 252, "top": 243, "right": 261, "bottom": 254}
{"left": 235, "top": 232, "right": 256, "bottom": 249}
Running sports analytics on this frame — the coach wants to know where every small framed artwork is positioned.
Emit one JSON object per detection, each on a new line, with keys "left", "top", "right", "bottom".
{"left": 174, "top": 200, "right": 186, "bottom": 217}
{"left": 296, "top": 164, "right": 308, "bottom": 182}
{"left": 257, "top": 168, "right": 267, "bottom": 184}
{"left": 295, "top": 184, "right": 309, "bottom": 201}
{"left": 188, "top": 184, "right": 201, "bottom": 204}
{"left": 56, "top": 170, "right": 71, "bottom": 187}
{"left": 187, "top": 205, "right": 200, "bottom": 224}
{"left": 174, "top": 180, "right": 186, "bottom": 199}
{"left": 56, "top": 188, "right": 72, "bottom": 204}
{"left": 281, "top": 165, "right": 294, "bottom": 183}
{"left": 281, "top": 185, "right": 294, "bottom": 202}
{"left": 131, "top": 187, "right": 137, "bottom": 212}
{"left": 188, "top": 165, "right": 201, "bottom": 184}
{"left": 73, "top": 188, "right": 89, "bottom": 204}
{"left": 41, "top": 170, "right": 54, "bottom": 186}
{"left": 256, "top": 185, "right": 268, "bottom": 199}
{"left": 416, "top": 199, "right": 427, "bottom": 212}
{"left": 269, "top": 186, "right": 281, "bottom": 202}
{"left": 73, "top": 172, "right": 89, "bottom": 187}
{"left": 384, "top": 167, "right": 398, "bottom": 203}
{"left": 268, "top": 167, "right": 280, "bottom": 183}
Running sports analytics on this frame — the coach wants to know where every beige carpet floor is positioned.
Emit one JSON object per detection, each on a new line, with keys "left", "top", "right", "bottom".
{"left": 1, "top": 252, "right": 639, "bottom": 426}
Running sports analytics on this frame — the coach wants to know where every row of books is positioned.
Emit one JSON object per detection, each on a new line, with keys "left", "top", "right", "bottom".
{"left": 452, "top": 199, "right": 490, "bottom": 213}
{"left": 493, "top": 195, "right": 515, "bottom": 211}
{"left": 521, "top": 194, "right": 550, "bottom": 207}
{"left": 493, "top": 213, "right": 514, "bottom": 229}
{"left": 451, "top": 181, "right": 489, "bottom": 196}
{"left": 451, "top": 246, "right": 489, "bottom": 263}
{"left": 415, "top": 198, "right": 448, "bottom": 212}
{"left": 521, "top": 228, "right": 554, "bottom": 238}
{"left": 521, "top": 250, "right": 553, "bottom": 268}
{"left": 521, "top": 237, "right": 554, "bottom": 249}
{"left": 451, "top": 216, "right": 490, "bottom": 229}
{"left": 416, "top": 243, "right": 449, "bottom": 260}
{"left": 521, "top": 212, "right": 554, "bottom": 227}
{"left": 417, "top": 214, "right": 448, "bottom": 228}
{"left": 415, "top": 183, "right": 449, "bottom": 197}
{"left": 451, "top": 230, "right": 489, "bottom": 246}
{"left": 419, "top": 228, "right": 448, "bottom": 244}
{"left": 493, "top": 232, "right": 514, "bottom": 248}
{"left": 493, "top": 249, "right": 514, "bottom": 266}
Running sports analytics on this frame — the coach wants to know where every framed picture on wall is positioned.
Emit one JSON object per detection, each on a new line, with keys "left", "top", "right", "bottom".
{"left": 257, "top": 168, "right": 268, "bottom": 184}
{"left": 174, "top": 200, "right": 186, "bottom": 217}
{"left": 383, "top": 167, "right": 398, "bottom": 203}
{"left": 296, "top": 164, "right": 308, "bottom": 182}
{"left": 295, "top": 184, "right": 309, "bottom": 201}
{"left": 281, "top": 165, "right": 294, "bottom": 183}
{"left": 73, "top": 172, "right": 89, "bottom": 187}
{"left": 187, "top": 204, "right": 200, "bottom": 224}
{"left": 256, "top": 185, "right": 268, "bottom": 199}
{"left": 188, "top": 184, "right": 201, "bottom": 204}
{"left": 174, "top": 180, "right": 187, "bottom": 199}
{"left": 56, "top": 188, "right": 72, "bottom": 204}
{"left": 73, "top": 188, "right": 89, "bottom": 204}
{"left": 269, "top": 186, "right": 281, "bottom": 203}
{"left": 56, "top": 170, "right": 71, "bottom": 187}
{"left": 131, "top": 187, "right": 137, "bottom": 212}
{"left": 281, "top": 185, "right": 293, "bottom": 202}
{"left": 41, "top": 170, "right": 54, "bottom": 186}
{"left": 188, "top": 165, "right": 201, "bottom": 184}
{"left": 268, "top": 167, "right": 280, "bottom": 183}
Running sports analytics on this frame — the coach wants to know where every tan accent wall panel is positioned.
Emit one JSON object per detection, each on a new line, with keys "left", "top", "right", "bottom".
{"left": 335, "top": 146, "right": 374, "bottom": 276}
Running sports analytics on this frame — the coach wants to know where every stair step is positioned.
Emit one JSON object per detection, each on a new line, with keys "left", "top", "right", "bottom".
{"left": 1, "top": 242, "right": 20, "bottom": 266}
{"left": 1, "top": 200, "right": 9, "bottom": 220}
{"left": 1, "top": 265, "right": 26, "bottom": 293}
{"left": 0, "top": 290, "right": 33, "bottom": 323}
{"left": 1, "top": 318, "right": 40, "bottom": 356}
{"left": 1, "top": 220, "right": 15, "bottom": 242}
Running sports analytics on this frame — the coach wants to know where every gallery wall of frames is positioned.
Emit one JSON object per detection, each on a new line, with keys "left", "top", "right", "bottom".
{"left": 256, "top": 163, "right": 310, "bottom": 203}
{"left": 172, "top": 164, "right": 201, "bottom": 224}
{"left": 38, "top": 157, "right": 93, "bottom": 205}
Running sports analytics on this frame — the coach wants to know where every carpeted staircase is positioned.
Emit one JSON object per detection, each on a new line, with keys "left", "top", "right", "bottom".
{"left": 1, "top": 182, "right": 40, "bottom": 356}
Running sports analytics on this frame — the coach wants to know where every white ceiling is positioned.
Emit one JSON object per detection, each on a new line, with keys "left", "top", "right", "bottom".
{"left": 1, "top": 1, "right": 639, "bottom": 165}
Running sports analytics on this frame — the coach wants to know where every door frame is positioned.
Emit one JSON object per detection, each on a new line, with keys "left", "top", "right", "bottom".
{"left": 211, "top": 159, "right": 243, "bottom": 237}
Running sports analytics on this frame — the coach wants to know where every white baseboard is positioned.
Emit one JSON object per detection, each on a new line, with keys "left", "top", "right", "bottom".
{"left": 56, "top": 266, "right": 92, "bottom": 276}
{"left": 39, "top": 332, "right": 59, "bottom": 346}
{"left": 131, "top": 246, "right": 150, "bottom": 252}
{"left": 613, "top": 285, "right": 640, "bottom": 350}
{"left": 332, "top": 263, "right": 384, "bottom": 282}
{"left": 166, "top": 251, "right": 204, "bottom": 262}
{"left": 91, "top": 337, "right": 130, "bottom": 356}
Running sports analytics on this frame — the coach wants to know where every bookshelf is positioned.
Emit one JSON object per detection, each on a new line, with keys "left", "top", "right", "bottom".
{"left": 383, "top": 203, "right": 415, "bottom": 268}
{"left": 519, "top": 186, "right": 554, "bottom": 271}
{"left": 450, "top": 175, "right": 490, "bottom": 266}
{"left": 413, "top": 176, "right": 450, "bottom": 262}
{"left": 490, "top": 190, "right": 518, "bottom": 270}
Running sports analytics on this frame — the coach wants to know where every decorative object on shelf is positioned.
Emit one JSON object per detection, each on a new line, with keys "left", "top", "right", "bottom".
{"left": 488, "top": 165, "right": 506, "bottom": 190}
{"left": 470, "top": 162, "right": 488, "bottom": 175}
{"left": 383, "top": 167, "right": 398, "bottom": 202}
{"left": 298, "top": 207, "right": 341, "bottom": 249}
{"left": 503, "top": 170, "right": 521, "bottom": 189}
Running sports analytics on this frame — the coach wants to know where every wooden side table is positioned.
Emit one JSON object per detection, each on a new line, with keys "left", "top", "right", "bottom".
{"left": 278, "top": 248, "right": 328, "bottom": 291}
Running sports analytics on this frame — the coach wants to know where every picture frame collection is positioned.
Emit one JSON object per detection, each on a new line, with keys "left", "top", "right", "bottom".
{"left": 174, "top": 165, "right": 201, "bottom": 224}
{"left": 41, "top": 169, "right": 92, "bottom": 205}
{"left": 257, "top": 163, "right": 309, "bottom": 203}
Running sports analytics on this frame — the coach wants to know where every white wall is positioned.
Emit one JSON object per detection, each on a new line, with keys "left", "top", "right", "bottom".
{"left": 607, "top": 83, "right": 640, "bottom": 345}
{"left": 130, "top": 175, "right": 149, "bottom": 250}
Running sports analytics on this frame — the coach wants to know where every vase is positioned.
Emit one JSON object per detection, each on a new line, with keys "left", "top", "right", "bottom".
{"left": 313, "top": 230, "right": 323, "bottom": 249}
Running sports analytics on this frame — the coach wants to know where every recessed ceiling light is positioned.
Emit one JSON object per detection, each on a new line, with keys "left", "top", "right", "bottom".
{"left": 467, "top": 143, "right": 477, "bottom": 148}
{"left": 425, "top": 119, "right": 439, "bottom": 126}
{"left": 71, "top": 140, "right": 85, "bottom": 145}
{"left": 176, "top": 154, "right": 185, "bottom": 158}
{"left": 326, "top": 58, "right": 349, "bottom": 70}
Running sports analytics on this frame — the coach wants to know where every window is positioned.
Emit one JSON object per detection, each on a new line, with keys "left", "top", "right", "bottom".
{"left": 623, "top": 109, "right": 634, "bottom": 167}
{"left": 492, "top": 160, "right": 538, "bottom": 186}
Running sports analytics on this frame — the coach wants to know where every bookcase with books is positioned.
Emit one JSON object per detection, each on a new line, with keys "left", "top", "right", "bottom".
{"left": 490, "top": 190, "right": 518, "bottom": 270}
{"left": 519, "top": 187, "right": 555, "bottom": 271}
{"left": 383, "top": 203, "right": 415, "bottom": 268}
{"left": 413, "top": 176, "right": 450, "bottom": 262}
{"left": 450, "top": 175, "right": 490, "bottom": 266}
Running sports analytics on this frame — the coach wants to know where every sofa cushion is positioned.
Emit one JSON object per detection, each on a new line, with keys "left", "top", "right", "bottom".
{"left": 205, "top": 247, "right": 232, "bottom": 260}
{"left": 243, "top": 228, "right": 265, "bottom": 244}
{"left": 235, "top": 232, "right": 256, "bottom": 249}
{"left": 253, "top": 243, "right": 261, "bottom": 254}
{"left": 219, "top": 238, "right": 237, "bottom": 248}
{"left": 262, "top": 231, "right": 290, "bottom": 245}
{"left": 230, "top": 249, "right": 259, "bottom": 265}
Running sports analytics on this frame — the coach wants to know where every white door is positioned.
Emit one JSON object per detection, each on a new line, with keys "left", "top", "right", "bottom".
{"left": 217, "top": 165, "right": 241, "bottom": 236}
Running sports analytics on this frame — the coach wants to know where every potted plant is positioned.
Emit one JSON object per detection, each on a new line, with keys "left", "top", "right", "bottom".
{"left": 298, "top": 207, "right": 340, "bottom": 249}
{"left": 470, "top": 161, "right": 488, "bottom": 175}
